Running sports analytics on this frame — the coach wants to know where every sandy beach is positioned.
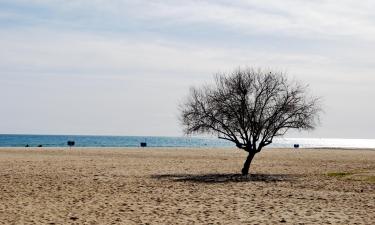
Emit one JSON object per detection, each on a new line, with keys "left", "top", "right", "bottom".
{"left": 0, "top": 147, "right": 374, "bottom": 225}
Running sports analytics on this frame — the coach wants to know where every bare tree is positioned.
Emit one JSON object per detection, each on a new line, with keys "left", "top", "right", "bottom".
{"left": 180, "top": 68, "right": 321, "bottom": 175}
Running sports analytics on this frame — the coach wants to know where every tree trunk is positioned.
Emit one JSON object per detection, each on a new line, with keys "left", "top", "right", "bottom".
{"left": 241, "top": 152, "right": 256, "bottom": 175}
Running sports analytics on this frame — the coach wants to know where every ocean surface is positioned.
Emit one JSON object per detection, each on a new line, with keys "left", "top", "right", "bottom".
{"left": 0, "top": 134, "right": 375, "bottom": 149}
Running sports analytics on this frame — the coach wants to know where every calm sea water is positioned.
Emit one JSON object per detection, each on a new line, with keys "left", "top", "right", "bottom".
{"left": 0, "top": 134, "right": 375, "bottom": 149}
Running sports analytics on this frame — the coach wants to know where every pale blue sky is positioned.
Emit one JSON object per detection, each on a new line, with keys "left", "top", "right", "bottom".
{"left": 1, "top": 0, "right": 374, "bottom": 138}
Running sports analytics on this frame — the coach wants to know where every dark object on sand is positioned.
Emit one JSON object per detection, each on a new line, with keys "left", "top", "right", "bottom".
{"left": 67, "top": 140, "right": 75, "bottom": 148}
{"left": 294, "top": 144, "right": 300, "bottom": 149}
{"left": 140, "top": 142, "right": 147, "bottom": 147}
{"left": 38, "top": 144, "right": 43, "bottom": 147}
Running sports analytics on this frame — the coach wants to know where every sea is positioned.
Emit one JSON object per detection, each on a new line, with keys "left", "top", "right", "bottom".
{"left": 0, "top": 134, "right": 375, "bottom": 149}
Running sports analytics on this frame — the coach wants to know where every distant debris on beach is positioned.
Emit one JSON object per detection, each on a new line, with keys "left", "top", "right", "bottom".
{"left": 67, "top": 140, "right": 75, "bottom": 148}
{"left": 140, "top": 142, "right": 147, "bottom": 147}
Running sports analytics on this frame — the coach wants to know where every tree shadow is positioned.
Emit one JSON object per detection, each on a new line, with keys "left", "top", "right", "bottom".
{"left": 151, "top": 173, "right": 295, "bottom": 183}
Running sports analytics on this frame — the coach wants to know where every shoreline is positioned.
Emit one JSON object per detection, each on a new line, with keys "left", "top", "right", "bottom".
{"left": 1, "top": 146, "right": 375, "bottom": 152}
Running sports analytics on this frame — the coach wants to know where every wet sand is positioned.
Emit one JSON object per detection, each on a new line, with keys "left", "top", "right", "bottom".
{"left": 0, "top": 147, "right": 374, "bottom": 224}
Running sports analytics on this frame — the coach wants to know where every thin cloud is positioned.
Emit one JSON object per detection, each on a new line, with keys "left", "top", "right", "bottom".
{"left": 3, "top": 0, "right": 375, "bottom": 41}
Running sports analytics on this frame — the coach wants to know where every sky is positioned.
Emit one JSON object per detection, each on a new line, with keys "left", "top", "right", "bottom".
{"left": 0, "top": 0, "right": 374, "bottom": 138}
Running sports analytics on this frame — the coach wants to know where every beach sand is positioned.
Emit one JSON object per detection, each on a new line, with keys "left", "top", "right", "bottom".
{"left": 0, "top": 147, "right": 374, "bottom": 225}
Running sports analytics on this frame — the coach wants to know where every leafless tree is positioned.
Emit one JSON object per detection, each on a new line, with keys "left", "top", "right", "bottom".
{"left": 180, "top": 68, "right": 321, "bottom": 175}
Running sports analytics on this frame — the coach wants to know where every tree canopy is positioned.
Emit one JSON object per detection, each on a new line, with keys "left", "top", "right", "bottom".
{"left": 180, "top": 68, "right": 321, "bottom": 175}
